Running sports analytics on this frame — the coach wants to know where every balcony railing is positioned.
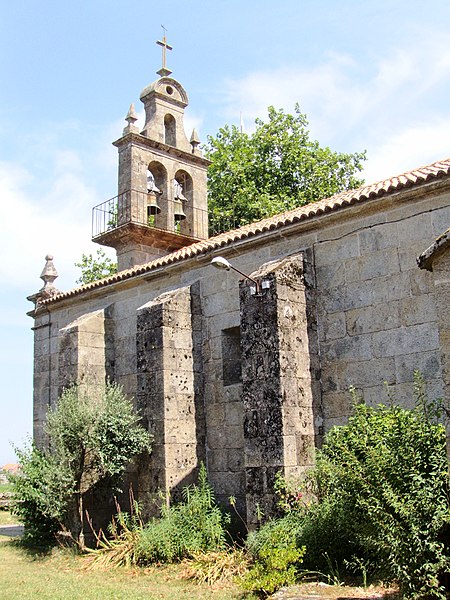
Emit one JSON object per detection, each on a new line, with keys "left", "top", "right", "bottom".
{"left": 92, "top": 190, "right": 209, "bottom": 241}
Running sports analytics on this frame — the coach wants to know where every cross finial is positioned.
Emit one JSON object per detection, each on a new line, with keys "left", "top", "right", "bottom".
{"left": 156, "top": 25, "right": 173, "bottom": 77}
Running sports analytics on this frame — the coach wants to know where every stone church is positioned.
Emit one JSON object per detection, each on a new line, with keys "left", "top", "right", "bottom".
{"left": 28, "top": 42, "right": 450, "bottom": 528}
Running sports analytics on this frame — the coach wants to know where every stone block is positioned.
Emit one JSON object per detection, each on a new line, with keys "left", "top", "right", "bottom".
{"left": 77, "top": 331, "right": 105, "bottom": 349}
{"left": 318, "top": 312, "right": 346, "bottom": 342}
{"left": 345, "top": 248, "right": 400, "bottom": 283}
{"left": 322, "top": 334, "right": 372, "bottom": 361}
{"left": 207, "top": 449, "right": 229, "bottom": 472}
{"left": 165, "top": 421, "right": 197, "bottom": 445}
{"left": 336, "top": 357, "right": 396, "bottom": 389}
{"left": 346, "top": 302, "right": 400, "bottom": 336}
{"left": 295, "top": 433, "right": 315, "bottom": 465}
{"left": 210, "top": 471, "right": 245, "bottom": 497}
{"left": 245, "top": 434, "right": 285, "bottom": 467}
{"left": 316, "top": 262, "right": 345, "bottom": 288}
{"left": 225, "top": 401, "right": 243, "bottom": 427}
{"left": 227, "top": 448, "right": 244, "bottom": 472}
{"left": 399, "top": 240, "right": 435, "bottom": 271}
{"left": 164, "top": 444, "right": 197, "bottom": 470}
{"left": 431, "top": 204, "right": 450, "bottom": 236}
{"left": 400, "top": 294, "right": 437, "bottom": 327}
{"left": 315, "top": 233, "right": 360, "bottom": 267}
{"left": 372, "top": 323, "right": 439, "bottom": 358}
{"left": 282, "top": 435, "right": 298, "bottom": 467}
{"left": 320, "top": 279, "right": 374, "bottom": 313}
{"left": 321, "top": 390, "right": 353, "bottom": 419}
{"left": 360, "top": 384, "right": 392, "bottom": 406}
{"left": 410, "top": 267, "right": 436, "bottom": 296}
{"left": 395, "top": 350, "right": 441, "bottom": 384}
{"left": 358, "top": 222, "right": 398, "bottom": 253}
{"left": 397, "top": 212, "right": 432, "bottom": 244}
{"left": 371, "top": 272, "right": 412, "bottom": 304}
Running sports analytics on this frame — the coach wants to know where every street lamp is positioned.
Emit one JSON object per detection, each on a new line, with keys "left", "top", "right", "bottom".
{"left": 211, "top": 256, "right": 268, "bottom": 295}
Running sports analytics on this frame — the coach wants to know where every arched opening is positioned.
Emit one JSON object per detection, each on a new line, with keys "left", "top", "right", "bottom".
{"left": 173, "top": 170, "right": 193, "bottom": 235}
{"left": 164, "top": 114, "right": 176, "bottom": 146}
{"left": 147, "top": 162, "right": 167, "bottom": 228}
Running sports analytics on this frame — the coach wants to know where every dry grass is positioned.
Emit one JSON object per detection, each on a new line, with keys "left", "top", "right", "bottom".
{"left": 0, "top": 510, "right": 16, "bottom": 526}
{"left": 181, "top": 549, "right": 249, "bottom": 586}
{"left": 0, "top": 536, "right": 250, "bottom": 600}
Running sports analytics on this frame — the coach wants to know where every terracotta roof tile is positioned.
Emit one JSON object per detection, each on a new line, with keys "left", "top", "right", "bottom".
{"left": 41, "top": 156, "right": 450, "bottom": 305}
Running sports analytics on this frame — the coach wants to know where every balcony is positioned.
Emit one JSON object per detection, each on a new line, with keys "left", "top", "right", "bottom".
{"left": 92, "top": 190, "right": 209, "bottom": 253}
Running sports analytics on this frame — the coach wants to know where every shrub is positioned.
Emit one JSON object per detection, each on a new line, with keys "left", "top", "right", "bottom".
{"left": 242, "top": 513, "right": 306, "bottom": 595}
{"left": 136, "top": 464, "right": 230, "bottom": 564}
{"left": 11, "top": 382, "right": 152, "bottom": 548}
{"left": 305, "top": 375, "right": 450, "bottom": 598}
{"left": 11, "top": 445, "right": 74, "bottom": 548}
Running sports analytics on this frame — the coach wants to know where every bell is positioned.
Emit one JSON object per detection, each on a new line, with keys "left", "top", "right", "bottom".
{"left": 147, "top": 191, "right": 161, "bottom": 216}
{"left": 173, "top": 198, "right": 186, "bottom": 221}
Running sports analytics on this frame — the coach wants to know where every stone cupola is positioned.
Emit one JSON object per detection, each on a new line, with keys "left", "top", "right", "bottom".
{"left": 92, "top": 35, "right": 210, "bottom": 272}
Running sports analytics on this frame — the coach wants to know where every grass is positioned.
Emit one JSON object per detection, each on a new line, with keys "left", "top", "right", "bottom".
{"left": 0, "top": 510, "right": 16, "bottom": 526}
{"left": 0, "top": 483, "right": 14, "bottom": 493}
{"left": 0, "top": 536, "right": 252, "bottom": 600}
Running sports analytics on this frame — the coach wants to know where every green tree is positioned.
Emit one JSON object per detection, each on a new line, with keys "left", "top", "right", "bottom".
{"left": 75, "top": 248, "right": 117, "bottom": 284}
{"left": 300, "top": 375, "right": 450, "bottom": 598}
{"left": 12, "top": 382, "right": 152, "bottom": 549}
{"left": 205, "top": 105, "right": 366, "bottom": 234}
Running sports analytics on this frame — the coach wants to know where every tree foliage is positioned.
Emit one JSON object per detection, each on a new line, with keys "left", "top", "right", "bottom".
{"left": 75, "top": 248, "right": 117, "bottom": 285}
{"left": 247, "top": 374, "right": 450, "bottom": 598}
{"left": 11, "top": 382, "right": 152, "bottom": 548}
{"left": 313, "top": 381, "right": 450, "bottom": 598}
{"left": 205, "top": 105, "right": 366, "bottom": 234}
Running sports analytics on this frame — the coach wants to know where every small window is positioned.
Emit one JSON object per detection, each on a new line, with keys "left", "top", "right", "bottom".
{"left": 222, "top": 327, "right": 242, "bottom": 386}
{"left": 164, "top": 114, "right": 176, "bottom": 146}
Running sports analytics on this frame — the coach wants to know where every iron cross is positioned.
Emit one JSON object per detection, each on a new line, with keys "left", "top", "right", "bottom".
{"left": 156, "top": 26, "right": 173, "bottom": 73}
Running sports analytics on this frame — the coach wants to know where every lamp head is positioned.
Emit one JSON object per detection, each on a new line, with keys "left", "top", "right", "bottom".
{"left": 211, "top": 256, "right": 231, "bottom": 271}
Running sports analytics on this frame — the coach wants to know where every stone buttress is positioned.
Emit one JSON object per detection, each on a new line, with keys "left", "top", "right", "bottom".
{"left": 239, "top": 253, "right": 321, "bottom": 527}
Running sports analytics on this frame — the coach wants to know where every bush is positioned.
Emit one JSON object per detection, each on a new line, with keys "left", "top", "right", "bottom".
{"left": 303, "top": 375, "right": 450, "bottom": 598}
{"left": 242, "top": 513, "right": 306, "bottom": 595}
{"left": 11, "top": 382, "right": 152, "bottom": 548}
{"left": 136, "top": 464, "right": 230, "bottom": 564}
{"left": 10, "top": 445, "right": 74, "bottom": 548}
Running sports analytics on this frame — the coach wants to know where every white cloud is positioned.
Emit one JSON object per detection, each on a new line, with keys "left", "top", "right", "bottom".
{"left": 217, "top": 32, "right": 450, "bottom": 182}
{"left": 362, "top": 118, "right": 450, "bottom": 183}
{"left": 0, "top": 155, "right": 111, "bottom": 294}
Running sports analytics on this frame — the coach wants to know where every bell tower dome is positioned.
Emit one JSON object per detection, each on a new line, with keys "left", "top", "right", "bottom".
{"left": 92, "top": 34, "right": 210, "bottom": 272}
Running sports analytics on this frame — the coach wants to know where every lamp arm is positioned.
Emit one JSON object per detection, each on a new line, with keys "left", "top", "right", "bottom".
{"left": 228, "top": 265, "right": 261, "bottom": 293}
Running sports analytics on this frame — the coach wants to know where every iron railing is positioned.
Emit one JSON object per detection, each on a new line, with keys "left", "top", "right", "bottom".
{"left": 92, "top": 190, "right": 209, "bottom": 240}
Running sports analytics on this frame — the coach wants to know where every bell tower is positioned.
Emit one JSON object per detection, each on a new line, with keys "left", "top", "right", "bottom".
{"left": 92, "top": 34, "right": 210, "bottom": 272}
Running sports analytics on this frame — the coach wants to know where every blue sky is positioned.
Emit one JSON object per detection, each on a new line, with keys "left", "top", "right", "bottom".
{"left": 1, "top": 0, "right": 450, "bottom": 464}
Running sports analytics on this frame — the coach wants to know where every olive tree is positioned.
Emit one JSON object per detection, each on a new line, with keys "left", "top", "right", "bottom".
{"left": 12, "top": 382, "right": 152, "bottom": 548}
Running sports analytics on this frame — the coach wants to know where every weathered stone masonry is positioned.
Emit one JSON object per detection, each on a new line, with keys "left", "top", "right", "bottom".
{"left": 28, "top": 59, "right": 450, "bottom": 528}
{"left": 240, "top": 254, "right": 319, "bottom": 526}
{"left": 135, "top": 283, "right": 205, "bottom": 513}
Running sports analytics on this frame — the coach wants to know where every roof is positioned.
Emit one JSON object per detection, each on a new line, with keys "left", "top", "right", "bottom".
{"left": 417, "top": 227, "right": 450, "bottom": 271}
{"left": 40, "top": 157, "right": 450, "bottom": 305}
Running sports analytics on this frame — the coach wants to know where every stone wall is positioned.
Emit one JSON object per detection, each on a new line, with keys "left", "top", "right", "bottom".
{"left": 30, "top": 187, "right": 450, "bottom": 522}
{"left": 58, "top": 307, "right": 114, "bottom": 392}
{"left": 314, "top": 198, "right": 448, "bottom": 426}
{"left": 418, "top": 230, "right": 450, "bottom": 460}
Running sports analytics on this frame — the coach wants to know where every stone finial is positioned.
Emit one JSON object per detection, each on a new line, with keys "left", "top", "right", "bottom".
{"left": 123, "top": 103, "right": 139, "bottom": 134}
{"left": 40, "top": 254, "right": 59, "bottom": 295}
{"left": 190, "top": 128, "right": 201, "bottom": 156}
{"left": 27, "top": 255, "right": 60, "bottom": 316}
